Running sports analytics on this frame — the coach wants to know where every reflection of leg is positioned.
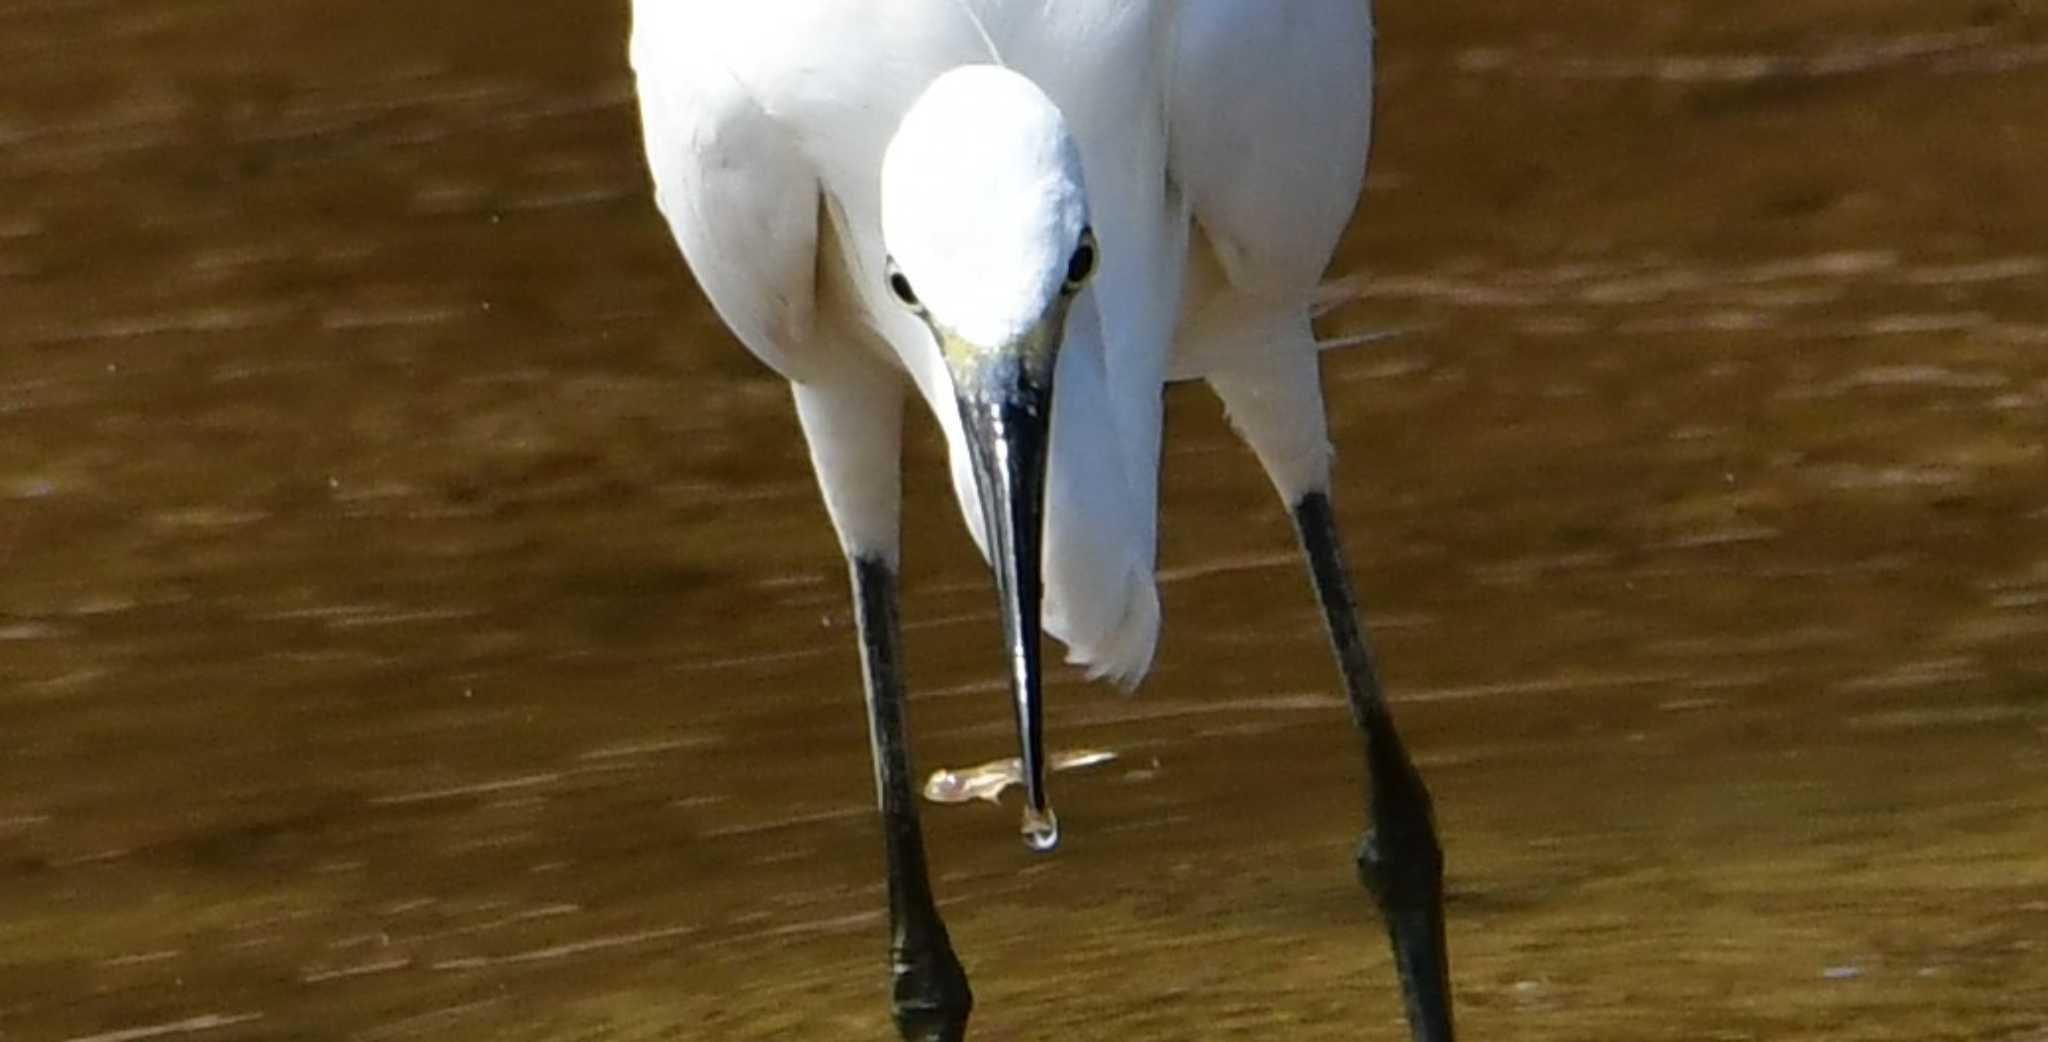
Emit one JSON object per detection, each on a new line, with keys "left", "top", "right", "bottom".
{"left": 1292, "top": 493, "right": 1455, "bottom": 1042}
{"left": 850, "top": 557, "right": 973, "bottom": 1042}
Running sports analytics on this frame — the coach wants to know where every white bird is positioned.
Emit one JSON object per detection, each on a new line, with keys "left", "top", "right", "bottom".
{"left": 630, "top": 3, "right": 1452, "bottom": 1039}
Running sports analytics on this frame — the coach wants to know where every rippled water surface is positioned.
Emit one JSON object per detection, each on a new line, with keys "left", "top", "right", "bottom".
{"left": 3, "top": 2, "right": 2046, "bottom": 1040}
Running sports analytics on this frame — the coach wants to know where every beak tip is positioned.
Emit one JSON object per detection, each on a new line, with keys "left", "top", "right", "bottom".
{"left": 1020, "top": 805, "right": 1060, "bottom": 853}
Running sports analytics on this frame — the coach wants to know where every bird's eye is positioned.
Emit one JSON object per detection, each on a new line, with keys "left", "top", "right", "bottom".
{"left": 885, "top": 259, "right": 921, "bottom": 310}
{"left": 1063, "top": 231, "right": 1098, "bottom": 291}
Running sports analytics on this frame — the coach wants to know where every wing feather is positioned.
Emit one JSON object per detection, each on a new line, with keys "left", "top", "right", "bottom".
{"left": 1168, "top": 2, "right": 1376, "bottom": 298}
{"left": 632, "top": 14, "right": 822, "bottom": 382}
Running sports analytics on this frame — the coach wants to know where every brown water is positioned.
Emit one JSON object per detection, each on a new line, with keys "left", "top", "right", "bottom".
{"left": 4, "top": 1, "right": 2047, "bottom": 1040}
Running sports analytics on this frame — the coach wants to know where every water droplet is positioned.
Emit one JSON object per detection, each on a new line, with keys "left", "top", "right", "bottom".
{"left": 1020, "top": 805, "right": 1060, "bottom": 852}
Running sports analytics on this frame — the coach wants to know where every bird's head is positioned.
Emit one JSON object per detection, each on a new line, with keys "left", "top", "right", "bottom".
{"left": 880, "top": 64, "right": 1097, "bottom": 375}
{"left": 879, "top": 65, "right": 1098, "bottom": 851}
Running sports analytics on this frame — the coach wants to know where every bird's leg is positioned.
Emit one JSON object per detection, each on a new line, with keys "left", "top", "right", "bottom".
{"left": 849, "top": 556, "right": 973, "bottom": 1042}
{"left": 1291, "top": 492, "right": 1455, "bottom": 1042}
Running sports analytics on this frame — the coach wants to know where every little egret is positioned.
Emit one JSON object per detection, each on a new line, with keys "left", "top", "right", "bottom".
{"left": 631, "top": 3, "right": 1452, "bottom": 1039}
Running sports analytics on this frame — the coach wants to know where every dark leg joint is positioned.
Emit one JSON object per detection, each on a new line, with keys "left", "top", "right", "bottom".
{"left": 891, "top": 928, "right": 973, "bottom": 1042}
{"left": 1355, "top": 811, "right": 1443, "bottom": 907}
{"left": 1357, "top": 742, "right": 1444, "bottom": 903}
{"left": 1355, "top": 746, "right": 1455, "bottom": 1042}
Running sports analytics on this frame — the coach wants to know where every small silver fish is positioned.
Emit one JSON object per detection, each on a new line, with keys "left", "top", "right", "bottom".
{"left": 923, "top": 749, "right": 1119, "bottom": 805}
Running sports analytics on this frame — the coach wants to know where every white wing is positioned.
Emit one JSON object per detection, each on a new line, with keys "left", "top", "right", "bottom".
{"left": 631, "top": 10, "right": 826, "bottom": 384}
{"left": 1168, "top": 1, "right": 1376, "bottom": 298}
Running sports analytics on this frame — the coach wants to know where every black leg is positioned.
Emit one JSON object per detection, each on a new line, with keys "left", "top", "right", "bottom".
{"left": 850, "top": 556, "right": 973, "bottom": 1042}
{"left": 1291, "top": 492, "right": 1455, "bottom": 1042}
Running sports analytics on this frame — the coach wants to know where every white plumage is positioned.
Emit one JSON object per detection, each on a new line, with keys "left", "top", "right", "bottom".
{"left": 625, "top": 7, "right": 1463, "bottom": 1038}
{"left": 631, "top": 1, "right": 1374, "bottom": 686}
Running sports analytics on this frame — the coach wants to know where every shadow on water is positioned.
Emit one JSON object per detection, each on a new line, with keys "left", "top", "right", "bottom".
{"left": 2, "top": 1, "right": 2045, "bottom": 1039}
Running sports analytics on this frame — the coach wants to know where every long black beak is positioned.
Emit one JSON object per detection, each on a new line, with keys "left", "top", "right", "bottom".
{"left": 952, "top": 342, "right": 1059, "bottom": 852}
